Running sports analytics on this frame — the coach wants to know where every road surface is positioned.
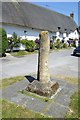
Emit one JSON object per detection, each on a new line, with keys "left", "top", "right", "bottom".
{"left": 0, "top": 48, "right": 79, "bottom": 79}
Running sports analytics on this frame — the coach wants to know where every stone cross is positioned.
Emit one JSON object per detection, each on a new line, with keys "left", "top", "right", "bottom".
{"left": 37, "top": 31, "right": 50, "bottom": 83}
{"left": 26, "top": 31, "right": 59, "bottom": 97}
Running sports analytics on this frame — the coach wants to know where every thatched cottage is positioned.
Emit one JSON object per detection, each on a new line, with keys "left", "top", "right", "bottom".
{"left": 0, "top": 1, "right": 79, "bottom": 49}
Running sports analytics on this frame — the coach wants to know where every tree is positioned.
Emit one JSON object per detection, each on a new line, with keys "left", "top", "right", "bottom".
{"left": 8, "top": 32, "right": 20, "bottom": 52}
{"left": 0, "top": 28, "right": 8, "bottom": 56}
{"left": 12, "top": 32, "right": 20, "bottom": 47}
{"left": 0, "top": 28, "right": 2, "bottom": 54}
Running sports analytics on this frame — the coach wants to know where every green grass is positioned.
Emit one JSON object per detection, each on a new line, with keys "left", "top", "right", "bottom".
{"left": 11, "top": 50, "right": 37, "bottom": 57}
{"left": 0, "top": 76, "right": 25, "bottom": 89}
{"left": 1, "top": 99, "right": 52, "bottom": 118}
{"left": 66, "top": 91, "right": 79, "bottom": 119}
{"left": 20, "top": 90, "right": 52, "bottom": 102}
{"left": 10, "top": 47, "right": 71, "bottom": 57}
{"left": 50, "top": 75, "right": 78, "bottom": 84}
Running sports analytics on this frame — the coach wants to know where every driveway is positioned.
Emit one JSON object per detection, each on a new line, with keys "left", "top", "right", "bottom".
{"left": 0, "top": 48, "right": 79, "bottom": 79}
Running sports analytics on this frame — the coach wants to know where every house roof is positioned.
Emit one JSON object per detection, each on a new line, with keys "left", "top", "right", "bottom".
{"left": 1, "top": 1, "right": 77, "bottom": 33}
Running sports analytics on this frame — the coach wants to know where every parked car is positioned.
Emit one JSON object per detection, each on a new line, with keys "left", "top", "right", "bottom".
{"left": 73, "top": 46, "right": 80, "bottom": 55}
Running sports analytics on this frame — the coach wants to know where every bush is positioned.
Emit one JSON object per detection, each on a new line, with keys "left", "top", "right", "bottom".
{"left": 21, "top": 39, "right": 36, "bottom": 52}
{"left": 62, "top": 43, "right": 68, "bottom": 48}
{"left": 21, "top": 39, "right": 27, "bottom": 45}
{"left": 35, "top": 39, "right": 55, "bottom": 50}
{"left": 55, "top": 39, "right": 62, "bottom": 49}
{"left": 0, "top": 28, "right": 8, "bottom": 55}
{"left": 50, "top": 40, "right": 53, "bottom": 49}
{"left": 71, "top": 41, "right": 76, "bottom": 48}
{"left": 35, "top": 39, "right": 40, "bottom": 50}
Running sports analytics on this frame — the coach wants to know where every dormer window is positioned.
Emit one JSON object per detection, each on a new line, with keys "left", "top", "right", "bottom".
{"left": 58, "top": 27, "right": 61, "bottom": 30}
{"left": 24, "top": 30, "right": 27, "bottom": 33}
{"left": 64, "top": 29, "right": 67, "bottom": 32}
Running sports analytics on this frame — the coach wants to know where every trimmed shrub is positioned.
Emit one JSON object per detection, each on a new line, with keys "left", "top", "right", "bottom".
{"left": 55, "top": 39, "right": 62, "bottom": 49}
{"left": 71, "top": 41, "right": 76, "bottom": 48}
{"left": 62, "top": 43, "right": 68, "bottom": 48}
{"left": 21, "top": 39, "right": 36, "bottom": 52}
{"left": 21, "top": 39, "right": 27, "bottom": 45}
{"left": 0, "top": 28, "right": 8, "bottom": 54}
{"left": 35, "top": 39, "right": 40, "bottom": 50}
{"left": 50, "top": 40, "right": 53, "bottom": 49}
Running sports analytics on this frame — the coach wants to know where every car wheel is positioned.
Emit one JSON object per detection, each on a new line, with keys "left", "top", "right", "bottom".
{"left": 73, "top": 52, "right": 76, "bottom": 55}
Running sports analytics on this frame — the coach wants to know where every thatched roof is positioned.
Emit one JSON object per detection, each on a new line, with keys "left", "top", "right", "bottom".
{"left": 1, "top": 1, "right": 77, "bottom": 33}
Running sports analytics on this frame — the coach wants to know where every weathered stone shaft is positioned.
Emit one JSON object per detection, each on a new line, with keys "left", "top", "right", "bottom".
{"left": 37, "top": 31, "right": 50, "bottom": 83}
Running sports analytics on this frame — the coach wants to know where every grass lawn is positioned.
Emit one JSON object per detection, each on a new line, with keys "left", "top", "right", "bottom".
{"left": 10, "top": 50, "right": 37, "bottom": 57}
{"left": 0, "top": 76, "right": 25, "bottom": 89}
{"left": 51, "top": 75, "right": 78, "bottom": 84}
{"left": 66, "top": 91, "right": 79, "bottom": 119}
{"left": 10, "top": 48, "right": 71, "bottom": 57}
{"left": 0, "top": 99, "right": 52, "bottom": 119}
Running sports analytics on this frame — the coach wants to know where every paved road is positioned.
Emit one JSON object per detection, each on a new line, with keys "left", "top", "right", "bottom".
{"left": 0, "top": 48, "right": 79, "bottom": 79}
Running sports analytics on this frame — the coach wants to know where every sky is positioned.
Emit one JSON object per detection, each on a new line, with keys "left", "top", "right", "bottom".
{"left": 31, "top": 2, "right": 79, "bottom": 25}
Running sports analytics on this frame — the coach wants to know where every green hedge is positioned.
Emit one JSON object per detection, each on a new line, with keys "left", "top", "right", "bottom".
{"left": 21, "top": 39, "right": 36, "bottom": 52}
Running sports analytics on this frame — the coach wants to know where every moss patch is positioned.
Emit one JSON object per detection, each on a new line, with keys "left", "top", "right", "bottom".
{"left": 20, "top": 90, "right": 52, "bottom": 102}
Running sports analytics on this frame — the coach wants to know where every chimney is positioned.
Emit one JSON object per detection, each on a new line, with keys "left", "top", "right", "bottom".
{"left": 70, "top": 12, "right": 74, "bottom": 19}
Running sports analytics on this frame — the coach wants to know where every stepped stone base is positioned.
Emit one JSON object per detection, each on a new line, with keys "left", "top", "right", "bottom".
{"left": 26, "top": 80, "right": 59, "bottom": 97}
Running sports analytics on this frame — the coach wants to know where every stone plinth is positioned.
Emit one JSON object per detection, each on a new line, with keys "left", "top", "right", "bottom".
{"left": 26, "top": 80, "right": 59, "bottom": 97}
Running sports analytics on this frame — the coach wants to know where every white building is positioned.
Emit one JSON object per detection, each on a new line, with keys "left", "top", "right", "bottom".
{"left": 0, "top": 1, "right": 79, "bottom": 50}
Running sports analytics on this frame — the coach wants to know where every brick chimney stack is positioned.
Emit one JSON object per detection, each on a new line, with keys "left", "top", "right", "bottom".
{"left": 70, "top": 12, "right": 74, "bottom": 19}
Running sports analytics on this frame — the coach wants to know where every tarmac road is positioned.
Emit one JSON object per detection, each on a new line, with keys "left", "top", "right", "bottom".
{"left": 0, "top": 48, "right": 79, "bottom": 79}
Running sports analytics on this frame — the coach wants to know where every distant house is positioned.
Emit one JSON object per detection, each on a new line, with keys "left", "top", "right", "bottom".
{"left": 0, "top": 1, "right": 79, "bottom": 50}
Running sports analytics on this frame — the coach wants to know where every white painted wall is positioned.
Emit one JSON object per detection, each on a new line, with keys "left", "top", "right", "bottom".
{"left": 2, "top": 24, "right": 40, "bottom": 40}
{"left": 63, "top": 32, "right": 67, "bottom": 38}
{"left": 56, "top": 31, "right": 63, "bottom": 41}
{"left": 1, "top": 24, "right": 54, "bottom": 41}
{"left": 0, "top": 23, "right": 79, "bottom": 50}
{"left": 1, "top": 24, "right": 79, "bottom": 41}
{"left": 68, "top": 30, "right": 79, "bottom": 40}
